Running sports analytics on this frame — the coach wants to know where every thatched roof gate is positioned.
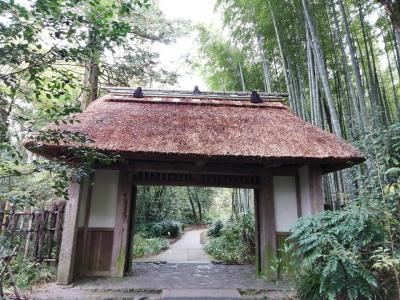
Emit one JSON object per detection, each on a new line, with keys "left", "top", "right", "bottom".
{"left": 25, "top": 89, "right": 364, "bottom": 284}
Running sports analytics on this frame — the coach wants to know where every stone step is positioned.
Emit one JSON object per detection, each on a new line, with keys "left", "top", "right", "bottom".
{"left": 161, "top": 289, "right": 242, "bottom": 299}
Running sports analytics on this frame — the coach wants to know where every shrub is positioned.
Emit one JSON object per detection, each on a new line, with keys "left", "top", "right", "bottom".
{"left": 289, "top": 206, "right": 395, "bottom": 300}
{"left": 207, "top": 220, "right": 224, "bottom": 238}
{"left": 205, "top": 213, "right": 255, "bottom": 264}
{"left": 10, "top": 256, "right": 56, "bottom": 292}
{"left": 132, "top": 233, "right": 169, "bottom": 258}
{"left": 150, "top": 220, "right": 181, "bottom": 238}
{"left": 287, "top": 122, "right": 400, "bottom": 300}
{"left": 150, "top": 223, "right": 163, "bottom": 237}
{"left": 0, "top": 235, "right": 56, "bottom": 292}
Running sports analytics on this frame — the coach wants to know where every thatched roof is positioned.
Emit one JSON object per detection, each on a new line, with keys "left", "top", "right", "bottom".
{"left": 24, "top": 92, "right": 364, "bottom": 172}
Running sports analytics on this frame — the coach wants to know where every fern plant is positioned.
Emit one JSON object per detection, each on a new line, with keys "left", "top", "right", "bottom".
{"left": 289, "top": 208, "right": 381, "bottom": 300}
{"left": 289, "top": 122, "right": 400, "bottom": 300}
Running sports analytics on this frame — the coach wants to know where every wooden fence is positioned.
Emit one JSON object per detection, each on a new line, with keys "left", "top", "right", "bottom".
{"left": 0, "top": 201, "right": 66, "bottom": 263}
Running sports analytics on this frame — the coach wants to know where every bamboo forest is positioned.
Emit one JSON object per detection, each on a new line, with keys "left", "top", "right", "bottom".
{"left": 0, "top": 0, "right": 400, "bottom": 299}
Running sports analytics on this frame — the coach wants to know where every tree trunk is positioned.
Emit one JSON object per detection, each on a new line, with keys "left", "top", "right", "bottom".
{"left": 288, "top": 1, "right": 307, "bottom": 120}
{"left": 154, "top": 187, "right": 166, "bottom": 221}
{"left": 231, "top": 189, "right": 240, "bottom": 218}
{"left": 187, "top": 188, "right": 198, "bottom": 225}
{"left": 238, "top": 61, "right": 246, "bottom": 92}
{"left": 0, "top": 98, "right": 9, "bottom": 144}
{"left": 307, "top": 27, "right": 320, "bottom": 126}
{"left": 338, "top": 0, "right": 368, "bottom": 129}
{"left": 191, "top": 188, "right": 203, "bottom": 224}
{"left": 368, "top": 29, "right": 389, "bottom": 126}
{"left": 384, "top": 29, "right": 400, "bottom": 117}
{"left": 195, "top": 197, "right": 202, "bottom": 224}
{"left": 0, "top": 93, "right": 15, "bottom": 144}
{"left": 359, "top": 3, "right": 381, "bottom": 127}
{"left": 377, "top": 0, "right": 400, "bottom": 79}
{"left": 377, "top": 0, "right": 400, "bottom": 52}
{"left": 302, "top": 0, "right": 342, "bottom": 137}
{"left": 257, "top": 34, "right": 273, "bottom": 93}
{"left": 250, "top": 4, "right": 272, "bottom": 93}
{"left": 393, "top": 26, "right": 400, "bottom": 77}
{"left": 331, "top": 1, "right": 362, "bottom": 130}
{"left": 82, "top": 60, "right": 99, "bottom": 109}
{"left": 267, "top": 0, "right": 293, "bottom": 105}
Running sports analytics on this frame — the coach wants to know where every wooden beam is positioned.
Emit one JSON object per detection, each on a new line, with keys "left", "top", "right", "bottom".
{"left": 135, "top": 179, "right": 259, "bottom": 189}
{"left": 131, "top": 161, "right": 263, "bottom": 176}
{"left": 258, "top": 174, "right": 277, "bottom": 280}
{"left": 111, "top": 170, "right": 134, "bottom": 277}
{"left": 130, "top": 161, "right": 301, "bottom": 175}
{"left": 309, "top": 165, "right": 324, "bottom": 214}
{"left": 57, "top": 181, "right": 84, "bottom": 285}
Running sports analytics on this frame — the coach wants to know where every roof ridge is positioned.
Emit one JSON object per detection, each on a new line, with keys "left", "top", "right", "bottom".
{"left": 103, "top": 88, "right": 288, "bottom": 101}
{"left": 102, "top": 94, "right": 288, "bottom": 109}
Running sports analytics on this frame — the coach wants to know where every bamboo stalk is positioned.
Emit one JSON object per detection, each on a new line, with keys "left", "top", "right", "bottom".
{"left": 1, "top": 202, "right": 10, "bottom": 234}
{"left": 24, "top": 208, "right": 34, "bottom": 259}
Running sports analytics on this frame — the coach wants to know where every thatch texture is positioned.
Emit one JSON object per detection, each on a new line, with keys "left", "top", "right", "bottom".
{"left": 25, "top": 94, "right": 364, "bottom": 170}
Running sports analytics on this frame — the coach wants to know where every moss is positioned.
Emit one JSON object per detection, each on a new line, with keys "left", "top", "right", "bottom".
{"left": 115, "top": 247, "right": 126, "bottom": 276}
{"left": 265, "top": 247, "right": 278, "bottom": 280}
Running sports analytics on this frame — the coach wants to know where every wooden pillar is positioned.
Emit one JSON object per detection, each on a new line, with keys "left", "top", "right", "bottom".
{"left": 79, "top": 176, "right": 94, "bottom": 275}
{"left": 255, "top": 174, "right": 277, "bottom": 280}
{"left": 254, "top": 189, "right": 261, "bottom": 274}
{"left": 126, "top": 185, "right": 137, "bottom": 274}
{"left": 295, "top": 175, "right": 302, "bottom": 218}
{"left": 309, "top": 165, "right": 324, "bottom": 214}
{"left": 111, "top": 170, "right": 135, "bottom": 277}
{"left": 57, "top": 182, "right": 84, "bottom": 285}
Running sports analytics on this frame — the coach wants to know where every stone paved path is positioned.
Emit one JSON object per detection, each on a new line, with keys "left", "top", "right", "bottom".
{"left": 162, "top": 288, "right": 241, "bottom": 299}
{"left": 30, "top": 263, "right": 295, "bottom": 299}
{"left": 134, "top": 229, "right": 213, "bottom": 263}
{"left": 30, "top": 230, "right": 296, "bottom": 299}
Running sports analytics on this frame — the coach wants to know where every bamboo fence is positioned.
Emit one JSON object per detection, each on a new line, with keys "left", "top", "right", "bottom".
{"left": 0, "top": 201, "right": 66, "bottom": 263}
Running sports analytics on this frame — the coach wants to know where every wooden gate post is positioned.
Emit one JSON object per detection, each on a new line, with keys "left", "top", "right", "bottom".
{"left": 309, "top": 165, "right": 324, "bottom": 214}
{"left": 255, "top": 174, "right": 277, "bottom": 280}
{"left": 254, "top": 188, "right": 261, "bottom": 274}
{"left": 125, "top": 185, "right": 137, "bottom": 274}
{"left": 57, "top": 181, "right": 84, "bottom": 285}
{"left": 111, "top": 170, "right": 135, "bottom": 277}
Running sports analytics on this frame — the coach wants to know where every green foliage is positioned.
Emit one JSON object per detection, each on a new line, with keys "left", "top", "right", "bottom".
{"left": 10, "top": 257, "right": 56, "bottom": 292}
{"left": 0, "top": 236, "right": 56, "bottom": 292}
{"left": 150, "top": 220, "right": 181, "bottom": 238}
{"left": 205, "top": 213, "right": 255, "bottom": 264}
{"left": 132, "top": 233, "right": 169, "bottom": 258}
{"left": 0, "top": 0, "right": 181, "bottom": 209}
{"left": 289, "top": 208, "right": 380, "bottom": 300}
{"left": 207, "top": 220, "right": 224, "bottom": 238}
{"left": 136, "top": 186, "right": 216, "bottom": 227}
{"left": 289, "top": 122, "right": 400, "bottom": 300}
{"left": 196, "top": 25, "right": 252, "bottom": 91}
{"left": 196, "top": 0, "right": 400, "bottom": 140}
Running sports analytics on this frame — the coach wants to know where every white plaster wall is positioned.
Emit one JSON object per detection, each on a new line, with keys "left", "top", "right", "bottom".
{"left": 299, "top": 166, "right": 312, "bottom": 217}
{"left": 273, "top": 176, "right": 298, "bottom": 232}
{"left": 78, "top": 181, "right": 89, "bottom": 227}
{"left": 88, "top": 170, "right": 119, "bottom": 228}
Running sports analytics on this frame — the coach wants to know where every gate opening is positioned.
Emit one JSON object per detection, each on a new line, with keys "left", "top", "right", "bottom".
{"left": 131, "top": 186, "right": 256, "bottom": 265}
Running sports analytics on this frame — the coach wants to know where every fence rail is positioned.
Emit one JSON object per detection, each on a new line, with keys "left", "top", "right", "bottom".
{"left": 0, "top": 201, "right": 66, "bottom": 263}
